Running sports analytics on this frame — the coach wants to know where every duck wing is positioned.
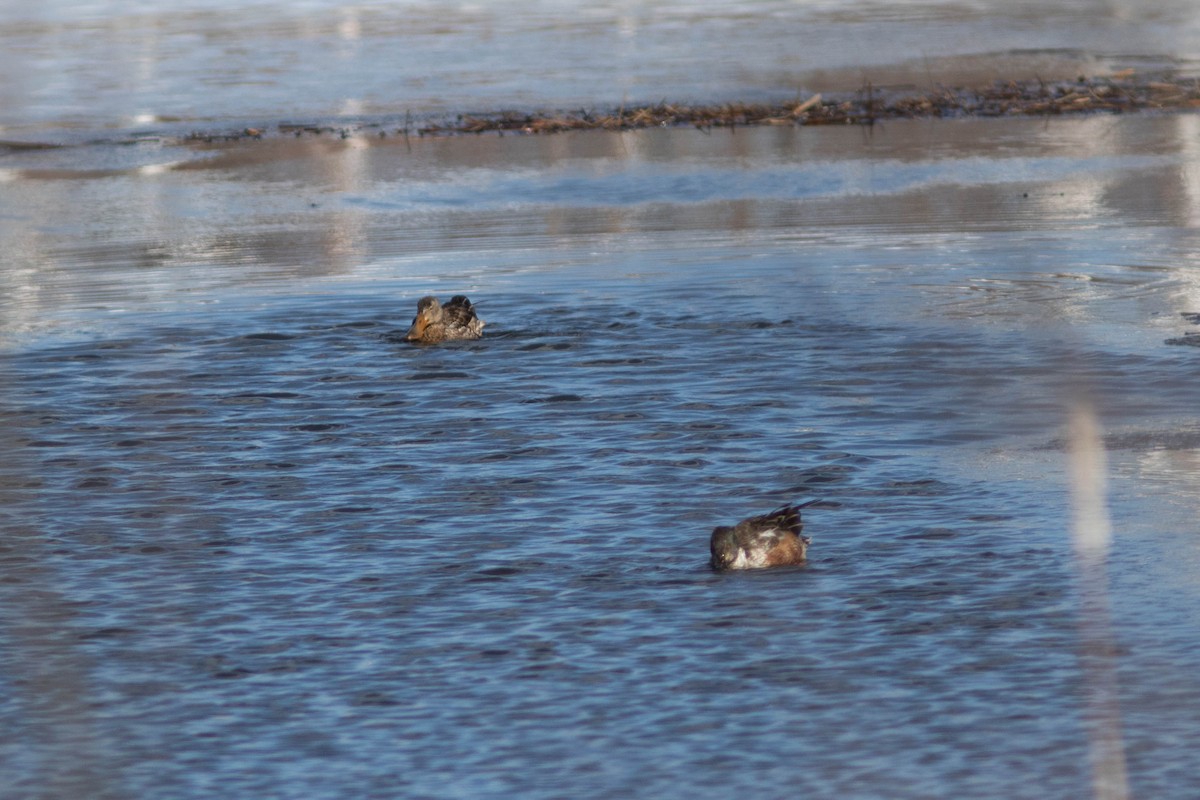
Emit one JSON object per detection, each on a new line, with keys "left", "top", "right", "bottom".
{"left": 443, "top": 295, "right": 480, "bottom": 326}
{"left": 733, "top": 502, "right": 815, "bottom": 548}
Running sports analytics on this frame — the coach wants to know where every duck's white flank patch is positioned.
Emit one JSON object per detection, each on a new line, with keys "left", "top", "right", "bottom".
{"left": 729, "top": 548, "right": 769, "bottom": 570}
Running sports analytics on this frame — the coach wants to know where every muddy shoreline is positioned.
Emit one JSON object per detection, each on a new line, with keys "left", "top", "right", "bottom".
{"left": 4, "top": 70, "right": 1200, "bottom": 152}
{"left": 200, "top": 70, "right": 1200, "bottom": 143}
{"left": 431, "top": 71, "right": 1200, "bottom": 134}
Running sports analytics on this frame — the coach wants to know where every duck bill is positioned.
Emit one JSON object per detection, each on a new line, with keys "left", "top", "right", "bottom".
{"left": 404, "top": 316, "right": 428, "bottom": 341}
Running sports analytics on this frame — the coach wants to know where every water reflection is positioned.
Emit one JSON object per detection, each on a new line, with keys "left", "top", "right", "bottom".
{"left": 9, "top": 115, "right": 1200, "bottom": 344}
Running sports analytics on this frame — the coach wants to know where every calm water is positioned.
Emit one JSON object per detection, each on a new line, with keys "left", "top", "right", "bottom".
{"left": 5, "top": 2, "right": 1200, "bottom": 799}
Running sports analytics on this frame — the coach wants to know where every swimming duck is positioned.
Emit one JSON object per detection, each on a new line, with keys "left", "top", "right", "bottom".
{"left": 710, "top": 501, "right": 818, "bottom": 570}
{"left": 404, "top": 295, "right": 485, "bottom": 343}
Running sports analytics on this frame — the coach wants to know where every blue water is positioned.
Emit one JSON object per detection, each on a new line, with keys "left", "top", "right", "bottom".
{"left": 1, "top": 253, "right": 1091, "bottom": 798}
{"left": 6, "top": 116, "right": 1200, "bottom": 796}
{"left": 5, "top": 2, "right": 1200, "bottom": 798}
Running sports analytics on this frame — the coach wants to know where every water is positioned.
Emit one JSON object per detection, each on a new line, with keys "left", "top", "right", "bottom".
{"left": 5, "top": 2, "right": 1200, "bottom": 799}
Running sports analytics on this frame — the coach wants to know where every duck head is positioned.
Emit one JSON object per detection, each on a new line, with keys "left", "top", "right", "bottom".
{"left": 404, "top": 296, "right": 443, "bottom": 341}
{"left": 709, "top": 526, "right": 738, "bottom": 570}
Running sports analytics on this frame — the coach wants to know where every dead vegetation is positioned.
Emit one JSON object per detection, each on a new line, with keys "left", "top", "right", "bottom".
{"left": 406, "top": 71, "right": 1200, "bottom": 137}
{"left": 183, "top": 71, "right": 1200, "bottom": 143}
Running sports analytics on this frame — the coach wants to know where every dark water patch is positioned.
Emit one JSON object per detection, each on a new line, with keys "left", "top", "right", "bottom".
{"left": 205, "top": 476, "right": 245, "bottom": 487}
{"left": 151, "top": 406, "right": 207, "bottom": 417}
{"left": 691, "top": 317, "right": 796, "bottom": 332}
{"left": 595, "top": 411, "right": 647, "bottom": 421}
{"left": 75, "top": 476, "right": 115, "bottom": 488}
{"left": 477, "top": 446, "right": 561, "bottom": 462}
{"left": 516, "top": 340, "right": 576, "bottom": 351}
{"left": 682, "top": 420, "right": 724, "bottom": 431}
{"left": 578, "top": 357, "right": 651, "bottom": 367}
{"left": 211, "top": 665, "right": 256, "bottom": 680}
{"left": 238, "top": 332, "right": 296, "bottom": 342}
{"left": 788, "top": 468, "right": 857, "bottom": 488}
{"left": 966, "top": 513, "right": 1015, "bottom": 523}
{"left": 875, "top": 478, "right": 953, "bottom": 496}
{"left": 77, "top": 627, "right": 137, "bottom": 640}
{"left": 227, "top": 391, "right": 305, "bottom": 400}
{"left": 899, "top": 527, "right": 959, "bottom": 540}
{"left": 39, "top": 351, "right": 104, "bottom": 362}
{"left": 406, "top": 371, "right": 473, "bottom": 380}
{"left": 814, "top": 451, "right": 872, "bottom": 462}
{"left": 351, "top": 691, "right": 400, "bottom": 707}
{"left": 521, "top": 394, "right": 585, "bottom": 404}
{"left": 470, "top": 565, "right": 525, "bottom": 581}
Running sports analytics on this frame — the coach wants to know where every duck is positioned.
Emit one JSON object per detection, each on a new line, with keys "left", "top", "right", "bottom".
{"left": 710, "top": 501, "right": 818, "bottom": 570}
{"left": 404, "top": 295, "right": 485, "bottom": 343}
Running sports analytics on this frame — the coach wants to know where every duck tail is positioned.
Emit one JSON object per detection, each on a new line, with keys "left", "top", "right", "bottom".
{"left": 770, "top": 500, "right": 819, "bottom": 535}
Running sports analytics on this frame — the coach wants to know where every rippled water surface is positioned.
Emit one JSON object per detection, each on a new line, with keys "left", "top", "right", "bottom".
{"left": 5, "top": 2, "right": 1200, "bottom": 799}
